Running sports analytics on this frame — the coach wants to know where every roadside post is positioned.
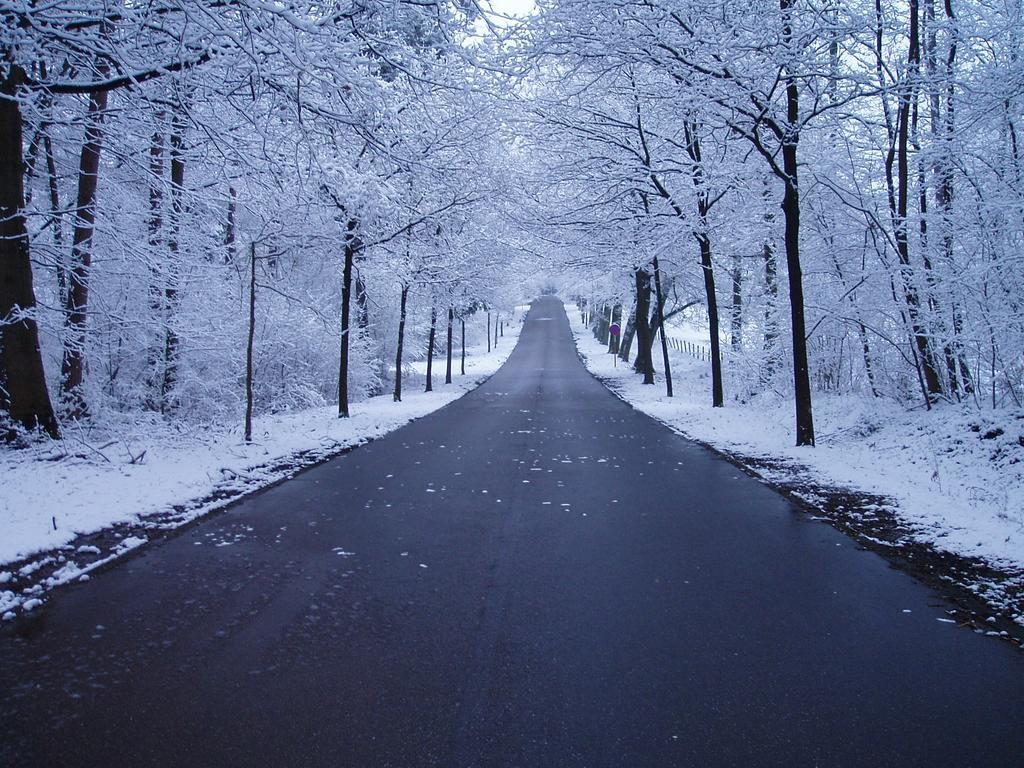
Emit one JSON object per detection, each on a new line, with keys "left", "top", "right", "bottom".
{"left": 609, "top": 322, "right": 621, "bottom": 367}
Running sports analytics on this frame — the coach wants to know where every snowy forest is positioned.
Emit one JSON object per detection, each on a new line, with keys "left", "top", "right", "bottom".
{"left": 1, "top": 0, "right": 1022, "bottom": 449}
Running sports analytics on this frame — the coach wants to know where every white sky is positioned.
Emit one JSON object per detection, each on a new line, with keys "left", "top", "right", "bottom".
{"left": 486, "top": 0, "right": 537, "bottom": 18}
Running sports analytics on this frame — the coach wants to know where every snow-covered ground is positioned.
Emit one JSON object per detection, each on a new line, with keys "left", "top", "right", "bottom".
{"left": 0, "top": 315, "right": 525, "bottom": 617}
{"left": 570, "top": 312, "right": 1024, "bottom": 582}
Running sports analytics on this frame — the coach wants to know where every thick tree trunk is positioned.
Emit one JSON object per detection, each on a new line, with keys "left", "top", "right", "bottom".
{"left": 780, "top": 160, "right": 815, "bottom": 443}
{"left": 653, "top": 256, "right": 673, "bottom": 398}
{"left": 445, "top": 306, "right": 453, "bottom": 384}
{"left": 781, "top": 0, "right": 815, "bottom": 446}
{"left": 61, "top": 84, "right": 110, "bottom": 418}
{"left": 633, "top": 268, "right": 655, "bottom": 384}
{"left": 0, "top": 67, "right": 59, "bottom": 437}
{"left": 425, "top": 305, "right": 437, "bottom": 392}
{"left": 394, "top": 286, "right": 408, "bottom": 402}
{"left": 338, "top": 218, "right": 357, "bottom": 417}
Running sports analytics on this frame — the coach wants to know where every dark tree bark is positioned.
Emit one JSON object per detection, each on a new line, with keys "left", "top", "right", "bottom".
{"left": 779, "top": 18, "right": 815, "bottom": 444}
{"left": 493, "top": 313, "right": 499, "bottom": 349}
{"left": 751, "top": 0, "right": 818, "bottom": 446}
{"left": 445, "top": 305, "right": 453, "bottom": 384}
{"left": 486, "top": 311, "right": 491, "bottom": 353}
{"left": 160, "top": 110, "right": 187, "bottom": 413}
{"left": 337, "top": 217, "right": 359, "bottom": 417}
{"left": 425, "top": 305, "right": 437, "bottom": 392}
{"left": 633, "top": 268, "right": 655, "bottom": 384}
{"left": 224, "top": 186, "right": 237, "bottom": 264}
{"left": 594, "top": 304, "right": 610, "bottom": 344}
{"left": 60, "top": 78, "right": 111, "bottom": 418}
{"left": 892, "top": 0, "right": 944, "bottom": 400}
{"left": 145, "top": 122, "right": 164, "bottom": 410}
{"left": 653, "top": 256, "right": 673, "bottom": 398}
{"left": 245, "top": 243, "right": 257, "bottom": 442}
{"left": 618, "top": 308, "right": 636, "bottom": 363}
{"left": 681, "top": 124, "right": 723, "bottom": 406}
{"left": 0, "top": 66, "right": 59, "bottom": 437}
{"left": 460, "top": 317, "right": 466, "bottom": 375}
{"left": 394, "top": 285, "right": 408, "bottom": 402}
{"left": 697, "top": 233, "right": 724, "bottom": 407}
{"left": 43, "top": 130, "right": 66, "bottom": 297}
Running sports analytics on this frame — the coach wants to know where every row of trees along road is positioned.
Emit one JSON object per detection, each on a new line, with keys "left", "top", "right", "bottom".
{"left": 0, "top": 1, "right": 524, "bottom": 443}
{"left": 514, "top": 0, "right": 1023, "bottom": 446}
{"left": 2, "top": 1, "right": 1022, "bottom": 449}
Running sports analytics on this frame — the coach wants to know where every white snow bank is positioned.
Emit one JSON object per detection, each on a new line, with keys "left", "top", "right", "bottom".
{"left": 570, "top": 313, "right": 1024, "bottom": 572}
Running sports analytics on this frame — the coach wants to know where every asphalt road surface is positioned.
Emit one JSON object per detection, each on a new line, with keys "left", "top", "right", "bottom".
{"left": 2, "top": 296, "right": 1022, "bottom": 767}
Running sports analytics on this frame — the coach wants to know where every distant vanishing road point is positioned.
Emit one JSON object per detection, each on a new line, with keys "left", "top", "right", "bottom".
{"left": 2, "top": 296, "right": 1022, "bottom": 767}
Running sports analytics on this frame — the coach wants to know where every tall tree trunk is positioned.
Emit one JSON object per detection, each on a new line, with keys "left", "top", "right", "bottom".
{"left": 894, "top": 0, "right": 944, "bottom": 400}
{"left": 145, "top": 123, "right": 164, "bottom": 410}
{"left": 487, "top": 311, "right": 491, "bottom": 353}
{"left": 494, "top": 313, "right": 499, "bottom": 348}
{"left": 160, "top": 108, "right": 186, "bottom": 413}
{"left": 682, "top": 124, "right": 723, "bottom": 407}
{"left": 338, "top": 218, "right": 358, "bottom": 417}
{"left": 780, "top": 0, "right": 815, "bottom": 446}
{"left": 653, "top": 256, "right": 673, "bottom": 397}
{"left": 698, "top": 233, "right": 724, "bottom": 407}
{"left": 61, "top": 82, "right": 110, "bottom": 419}
{"left": 394, "top": 285, "right": 408, "bottom": 402}
{"left": 633, "top": 268, "right": 655, "bottom": 384}
{"left": 245, "top": 243, "right": 257, "bottom": 442}
{"left": 43, "top": 131, "right": 66, "bottom": 305}
{"left": 0, "top": 66, "right": 59, "bottom": 437}
{"left": 425, "top": 305, "right": 437, "bottom": 392}
{"left": 460, "top": 317, "right": 466, "bottom": 375}
{"left": 445, "top": 305, "right": 453, "bottom": 384}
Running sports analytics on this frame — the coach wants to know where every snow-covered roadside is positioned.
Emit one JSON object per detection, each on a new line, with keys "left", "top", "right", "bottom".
{"left": 0, "top": 317, "right": 524, "bottom": 618}
{"left": 570, "top": 312, "right": 1024, "bottom": 625}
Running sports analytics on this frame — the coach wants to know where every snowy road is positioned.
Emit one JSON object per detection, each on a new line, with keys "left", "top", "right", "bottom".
{"left": 1, "top": 296, "right": 1021, "bottom": 767}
